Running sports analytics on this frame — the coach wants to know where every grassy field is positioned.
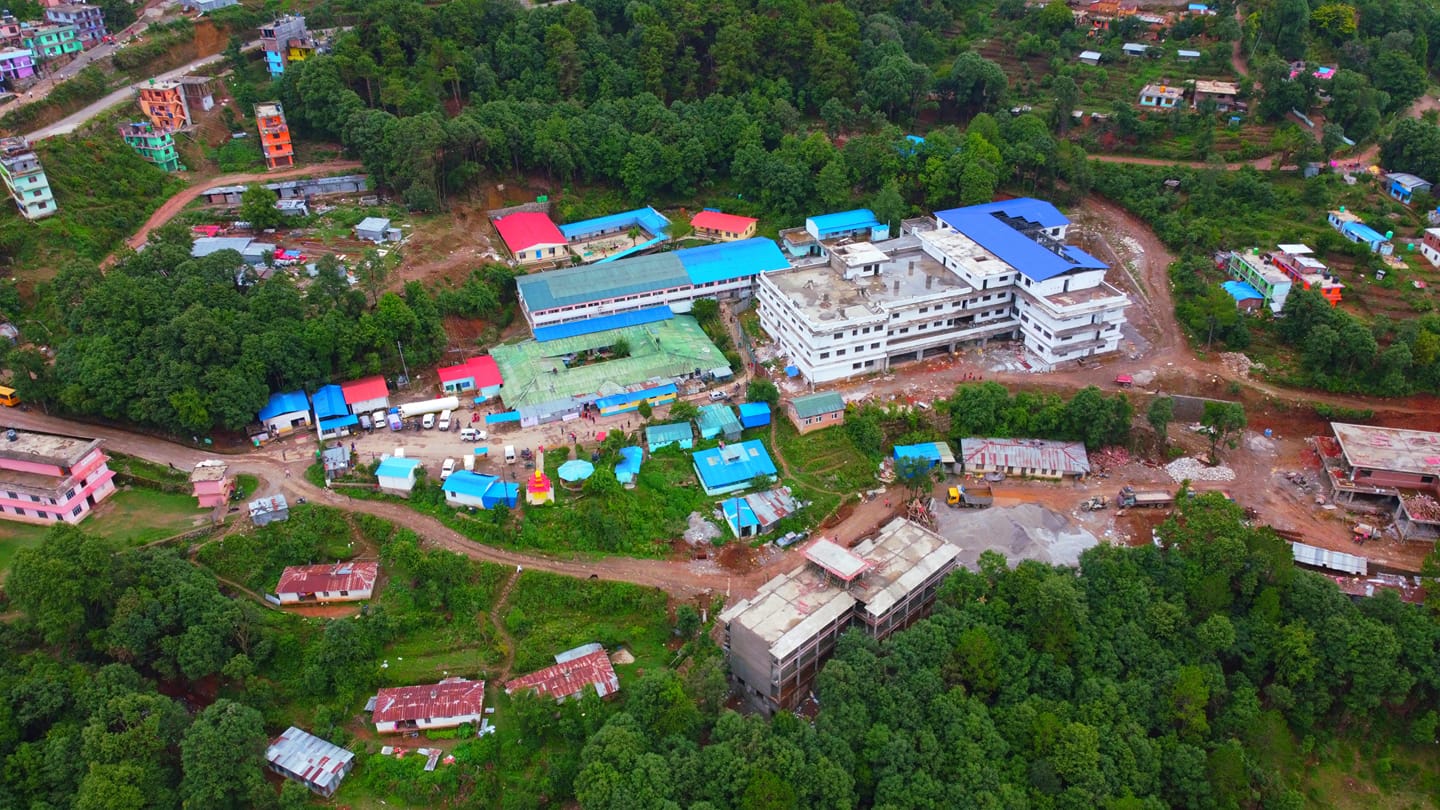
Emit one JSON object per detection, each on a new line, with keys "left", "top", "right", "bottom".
{"left": 505, "top": 569, "right": 672, "bottom": 676}
{"left": 0, "top": 486, "right": 210, "bottom": 579}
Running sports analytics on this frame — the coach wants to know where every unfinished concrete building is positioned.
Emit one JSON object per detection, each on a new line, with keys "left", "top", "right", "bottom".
{"left": 720, "top": 519, "right": 960, "bottom": 714}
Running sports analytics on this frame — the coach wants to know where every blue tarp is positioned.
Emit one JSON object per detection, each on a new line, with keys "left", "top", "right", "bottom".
{"left": 677, "top": 238, "right": 789, "bottom": 285}
{"left": 807, "top": 209, "right": 881, "bottom": 236}
{"left": 533, "top": 306, "right": 675, "bottom": 342}
{"left": 486, "top": 411, "right": 522, "bottom": 423}
{"left": 934, "top": 199, "right": 1106, "bottom": 282}
{"left": 310, "top": 384, "right": 348, "bottom": 419}
{"left": 559, "top": 207, "right": 671, "bottom": 240}
{"left": 785, "top": 365, "right": 800, "bottom": 378}
{"left": 259, "top": 390, "right": 308, "bottom": 421}
{"left": 1222, "top": 281, "right": 1263, "bottom": 302}
{"left": 737, "top": 402, "right": 771, "bottom": 428}
{"left": 615, "top": 446, "right": 643, "bottom": 484}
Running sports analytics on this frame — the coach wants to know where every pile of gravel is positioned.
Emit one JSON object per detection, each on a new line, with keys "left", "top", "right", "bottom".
{"left": 1244, "top": 431, "right": 1277, "bottom": 454}
{"left": 1165, "top": 456, "right": 1237, "bottom": 482}
{"left": 683, "top": 512, "right": 721, "bottom": 545}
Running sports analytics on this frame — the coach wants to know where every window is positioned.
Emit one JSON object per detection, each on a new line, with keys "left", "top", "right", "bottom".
{"left": 820, "top": 352, "right": 830, "bottom": 359}
{"left": 72, "top": 505, "right": 82, "bottom": 517}
{"left": 852, "top": 362, "right": 862, "bottom": 369}
{"left": 836, "top": 348, "right": 846, "bottom": 356}
{"left": 870, "top": 342, "right": 880, "bottom": 350}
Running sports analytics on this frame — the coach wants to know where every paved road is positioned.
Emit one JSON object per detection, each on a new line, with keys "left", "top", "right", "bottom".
{"left": 26, "top": 42, "right": 258, "bottom": 141}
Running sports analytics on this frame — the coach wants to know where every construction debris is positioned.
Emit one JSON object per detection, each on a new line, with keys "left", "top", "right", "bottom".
{"left": 1165, "top": 456, "right": 1237, "bottom": 482}
{"left": 1404, "top": 494, "right": 1440, "bottom": 521}
{"left": 1219, "top": 352, "right": 1263, "bottom": 377}
{"left": 1091, "top": 446, "right": 1130, "bottom": 472}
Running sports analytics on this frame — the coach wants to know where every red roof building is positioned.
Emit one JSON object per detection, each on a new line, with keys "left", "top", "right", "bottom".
{"left": 371, "top": 677, "right": 486, "bottom": 733}
{"left": 691, "top": 210, "right": 759, "bottom": 242}
{"left": 438, "top": 356, "right": 503, "bottom": 395}
{"left": 275, "top": 561, "right": 378, "bottom": 604}
{"left": 504, "top": 644, "right": 620, "bottom": 702}
{"left": 494, "top": 212, "right": 567, "bottom": 265}
{"left": 340, "top": 375, "right": 390, "bottom": 412}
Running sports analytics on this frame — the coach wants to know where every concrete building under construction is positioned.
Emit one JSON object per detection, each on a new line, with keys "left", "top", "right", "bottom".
{"left": 720, "top": 519, "right": 960, "bottom": 714}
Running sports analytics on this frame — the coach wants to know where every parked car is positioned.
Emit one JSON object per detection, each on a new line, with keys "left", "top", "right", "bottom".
{"left": 357, "top": 413, "right": 372, "bottom": 430}
{"left": 460, "top": 427, "right": 486, "bottom": 442}
{"left": 372, "top": 410, "right": 387, "bottom": 430}
{"left": 708, "top": 391, "right": 728, "bottom": 401}
{"left": 438, "top": 409, "right": 452, "bottom": 431}
{"left": 441, "top": 458, "right": 455, "bottom": 479}
{"left": 422, "top": 413, "right": 436, "bottom": 429}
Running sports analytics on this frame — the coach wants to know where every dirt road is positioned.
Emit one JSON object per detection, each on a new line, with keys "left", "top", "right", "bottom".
{"left": 115, "top": 160, "right": 364, "bottom": 257}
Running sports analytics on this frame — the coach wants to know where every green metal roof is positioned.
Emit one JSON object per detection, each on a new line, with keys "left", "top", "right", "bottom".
{"left": 790, "top": 391, "right": 845, "bottom": 419}
{"left": 516, "top": 253, "right": 689, "bottom": 312}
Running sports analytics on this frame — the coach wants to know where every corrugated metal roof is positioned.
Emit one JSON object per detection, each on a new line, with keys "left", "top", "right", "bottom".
{"left": 533, "top": 305, "right": 674, "bottom": 342}
{"left": 691, "top": 210, "right": 757, "bottom": 232}
{"left": 558, "top": 207, "right": 670, "bottom": 239}
{"left": 249, "top": 494, "right": 288, "bottom": 516}
{"left": 677, "top": 238, "right": 789, "bottom": 285}
{"left": 1222, "top": 280, "right": 1263, "bottom": 302}
{"left": 595, "top": 383, "right": 677, "bottom": 410}
{"left": 276, "top": 561, "right": 377, "bottom": 596}
{"left": 615, "top": 446, "right": 643, "bottom": 483}
{"left": 310, "top": 384, "right": 348, "bottom": 419}
{"left": 494, "top": 211, "right": 565, "bottom": 252}
{"left": 376, "top": 457, "right": 421, "bottom": 478}
{"left": 692, "top": 439, "right": 776, "bottom": 489}
{"left": 790, "top": 391, "right": 845, "bottom": 419}
{"left": 442, "top": 470, "right": 500, "bottom": 497}
{"left": 505, "top": 647, "right": 620, "bottom": 701}
{"left": 437, "top": 356, "right": 503, "bottom": 387}
{"left": 697, "top": 404, "right": 742, "bottom": 439}
{"left": 1291, "top": 541, "right": 1367, "bottom": 575}
{"left": 266, "top": 727, "right": 353, "bottom": 793}
{"left": 646, "top": 421, "right": 693, "bottom": 447}
{"left": 341, "top": 375, "right": 388, "bottom": 404}
{"left": 372, "top": 678, "right": 484, "bottom": 725}
{"left": 259, "top": 390, "right": 309, "bottom": 420}
{"left": 934, "top": 199, "right": 1106, "bottom": 282}
{"left": 516, "top": 253, "right": 690, "bottom": 312}
{"left": 192, "top": 236, "right": 255, "bottom": 257}
{"left": 807, "top": 209, "right": 880, "bottom": 234}
{"left": 959, "top": 437, "right": 1091, "bottom": 475}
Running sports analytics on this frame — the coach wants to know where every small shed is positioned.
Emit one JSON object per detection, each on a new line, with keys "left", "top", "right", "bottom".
{"left": 1177, "top": 49, "right": 1201, "bottom": 61}
{"left": 1221, "top": 280, "right": 1265, "bottom": 312}
{"left": 786, "top": 391, "right": 845, "bottom": 434}
{"left": 615, "top": 446, "right": 644, "bottom": 486}
{"left": 737, "top": 402, "right": 771, "bottom": 429}
{"left": 321, "top": 444, "right": 351, "bottom": 473}
{"left": 376, "top": 456, "right": 422, "bottom": 496}
{"left": 249, "top": 494, "right": 289, "bottom": 526}
{"left": 355, "top": 216, "right": 395, "bottom": 243}
{"left": 1122, "top": 42, "right": 1149, "bottom": 57}
{"left": 720, "top": 487, "right": 800, "bottom": 538}
{"left": 646, "top": 421, "right": 694, "bottom": 452}
{"left": 442, "top": 470, "right": 519, "bottom": 509}
{"left": 1078, "top": 50, "right": 1102, "bottom": 65}
{"left": 697, "top": 403, "right": 742, "bottom": 441}
{"left": 892, "top": 442, "right": 958, "bottom": 475}
{"left": 266, "top": 727, "right": 354, "bottom": 797}
{"left": 275, "top": 199, "right": 309, "bottom": 217}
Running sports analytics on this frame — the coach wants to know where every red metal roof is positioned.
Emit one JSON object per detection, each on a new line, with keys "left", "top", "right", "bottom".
{"left": 437, "top": 356, "right": 503, "bottom": 387}
{"left": 341, "top": 375, "right": 388, "bottom": 405}
{"left": 494, "top": 212, "right": 565, "bottom": 252}
{"left": 275, "top": 561, "right": 378, "bottom": 596}
{"left": 372, "top": 678, "right": 485, "bottom": 725}
{"left": 504, "top": 648, "right": 619, "bottom": 701}
{"left": 691, "top": 210, "right": 758, "bottom": 233}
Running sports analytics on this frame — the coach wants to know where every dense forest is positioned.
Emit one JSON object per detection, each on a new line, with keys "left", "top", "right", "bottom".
{"left": 3, "top": 496, "right": 1437, "bottom": 807}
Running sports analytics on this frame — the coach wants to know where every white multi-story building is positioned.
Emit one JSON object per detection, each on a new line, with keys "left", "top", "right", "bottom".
{"left": 756, "top": 199, "right": 1129, "bottom": 382}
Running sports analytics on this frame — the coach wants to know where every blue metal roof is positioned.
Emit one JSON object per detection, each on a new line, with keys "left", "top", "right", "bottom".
{"left": 697, "top": 403, "right": 741, "bottom": 437}
{"left": 1341, "top": 221, "right": 1389, "bottom": 244}
{"left": 807, "top": 209, "right": 880, "bottom": 235}
{"left": 376, "top": 457, "right": 421, "bottom": 478}
{"left": 737, "top": 402, "right": 771, "bottom": 426}
{"left": 259, "top": 390, "right": 309, "bottom": 421}
{"left": 646, "top": 421, "right": 693, "bottom": 446}
{"left": 594, "top": 383, "right": 678, "bottom": 410}
{"left": 934, "top": 199, "right": 1107, "bottom": 282}
{"left": 319, "top": 414, "right": 358, "bottom": 431}
{"left": 533, "top": 306, "right": 674, "bottom": 342}
{"left": 677, "top": 238, "right": 789, "bottom": 285}
{"left": 558, "top": 207, "right": 671, "bottom": 240}
{"left": 1222, "top": 281, "right": 1263, "bottom": 302}
{"left": 722, "top": 497, "right": 760, "bottom": 528}
{"left": 692, "top": 440, "right": 777, "bottom": 489}
{"left": 310, "top": 384, "right": 348, "bottom": 419}
{"left": 894, "top": 443, "right": 942, "bottom": 464}
{"left": 443, "top": 470, "right": 500, "bottom": 497}
{"left": 615, "top": 446, "right": 643, "bottom": 483}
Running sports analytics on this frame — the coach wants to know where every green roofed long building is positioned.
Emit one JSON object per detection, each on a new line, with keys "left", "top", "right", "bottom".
{"left": 492, "top": 315, "right": 730, "bottom": 409}
{"left": 516, "top": 238, "right": 789, "bottom": 330}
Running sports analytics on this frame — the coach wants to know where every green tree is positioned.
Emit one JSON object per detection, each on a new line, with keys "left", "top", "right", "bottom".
{"left": 238, "top": 184, "right": 283, "bottom": 232}
{"left": 180, "top": 700, "right": 273, "bottom": 810}
{"left": 746, "top": 378, "right": 779, "bottom": 407}
{"left": 675, "top": 604, "right": 700, "bottom": 639}
{"left": 1200, "top": 400, "right": 1246, "bottom": 464}
{"left": 1148, "top": 396, "right": 1175, "bottom": 447}
{"left": 870, "top": 179, "right": 907, "bottom": 233}
{"left": 7, "top": 525, "right": 114, "bottom": 646}
{"left": 669, "top": 399, "right": 700, "bottom": 423}
{"left": 690, "top": 298, "right": 720, "bottom": 326}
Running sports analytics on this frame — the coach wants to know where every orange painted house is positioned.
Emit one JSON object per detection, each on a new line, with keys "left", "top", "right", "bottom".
{"left": 256, "top": 101, "right": 294, "bottom": 169}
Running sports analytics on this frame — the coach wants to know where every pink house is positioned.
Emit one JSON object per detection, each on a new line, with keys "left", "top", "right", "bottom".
{"left": 0, "top": 429, "right": 116, "bottom": 525}
{"left": 189, "top": 460, "right": 233, "bottom": 507}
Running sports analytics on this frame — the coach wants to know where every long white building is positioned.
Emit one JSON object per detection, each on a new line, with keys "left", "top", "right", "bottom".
{"left": 756, "top": 199, "right": 1129, "bottom": 382}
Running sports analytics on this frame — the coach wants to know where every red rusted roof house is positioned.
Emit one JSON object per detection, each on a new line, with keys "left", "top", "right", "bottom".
{"left": 372, "top": 677, "right": 485, "bottom": 733}
{"left": 504, "top": 644, "right": 620, "bottom": 702}
{"left": 274, "top": 561, "right": 378, "bottom": 604}
{"left": 265, "top": 726, "right": 354, "bottom": 797}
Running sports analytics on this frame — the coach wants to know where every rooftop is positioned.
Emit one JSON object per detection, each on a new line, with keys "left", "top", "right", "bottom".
{"left": 0, "top": 429, "right": 103, "bottom": 470}
{"left": 192, "top": 236, "right": 256, "bottom": 258}
{"left": 255, "top": 101, "right": 284, "bottom": 118}
{"left": 1193, "top": 79, "right": 1239, "bottom": 95}
{"left": 310, "top": 384, "right": 348, "bottom": 419}
{"left": 959, "top": 436, "right": 1091, "bottom": 475}
{"left": 1389, "top": 172, "right": 1431, "bottom": 189}
{"left": 189, "top": 459, "right": 229, "bottom": 483}
{"left": 1222, "top": 280, "right": 1264, "bottom": 302}
{"left": 692, "top": 210, "right": 758, "bottom": 232}
{"left": 340, "top": 375, "right": 388, "bottom": 405}
{"left": 258, "top": 390, "right": 309, "bottom": 420}
{"left": 1331, "top": 422, "right": 1440, "bottom": 477}
{"left": 504, "top": 646, "right": 620, "bottom": 701}
{"left": 492, "top": 316, "right": 727, "bottom": 408}
{"left": 494, "top": 211, "right": 566, "bottom": 252}
{"left": 804, "top": 537, "right": 872, "bottom": 581}
{"left": 1229, "top": 250, "right": 1291, "bottom": 285}
{"left": 532, "top": 305, "right": 673, "bottom": 343}
{"left": 437, "top": 355, "right": 502, "bottom": 387}
{"left": 1140, "top": 83, "right": 1185, "bottom": 100}
{"left": 763, "top": 240, "right": 963, "bottom": 326}
{"left": 266, "top": 727, "right": 353, "bottom": 792}
{"left": 790, "top": 391, "right": 845, "bottom": 418}
{"left": 275, "top": 561, "right": 378, "bottom": 596}
{"left": 646, "top": 421, "right": 694, "bottom": 445}
{"left": 376, "top": 457, "right": 422, "bottom": 478}
{"left": 934, "top": 198, "right": 1107, "bottom": 282}
{"left": 558, "top": 206, "right": 671, "bottom": 240}
{"left": 807, "top": 209, "right": 881, "bottom": 234}
{"left": 721, "top": 486, "right": 799, "bottom": 530}
{"left": 692, "top": 439, "right": 777, "bottom": 489}
{"left": 372, "top": 677, "right": 485, "bottom": 725}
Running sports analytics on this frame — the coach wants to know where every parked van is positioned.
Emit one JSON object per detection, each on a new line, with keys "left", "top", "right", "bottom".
{"left": 504, "top": 445, "right": 517, "bottom": 464}
{"left": 372, "top": 410, "right": 387, "bottom": 430}
{"left": 387, "top": 412, "right": 403, "bottom": 431}
{"left": 460, "top": 427, "right": 485, "bottom": 442}
{"left": 422, "top": 413, "right": 436, "bottom": 429}
{"left": 358, "top": 413, "right": 372, "bottom": 431}
{"left": 438, "top": 409, "right": 452, "bottom": 431}
{"left": 440, "top": 458, "right": 455, "bottom": 479}
{"left": 0, "top": 386, "right": 18, "bottom": 407}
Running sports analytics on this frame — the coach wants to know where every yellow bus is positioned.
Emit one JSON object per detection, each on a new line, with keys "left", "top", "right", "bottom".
{"left": 0, "top": 386, "right": 19, "bottom": 407}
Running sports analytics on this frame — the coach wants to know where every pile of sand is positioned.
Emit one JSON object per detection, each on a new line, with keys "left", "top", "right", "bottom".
{"left": 938, "top": 504, "right": 1098, "bottom": 569}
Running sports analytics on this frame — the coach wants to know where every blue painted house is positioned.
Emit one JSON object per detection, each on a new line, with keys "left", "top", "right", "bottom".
{"left": 805, "top": 209, "right": 890, "bottom": 242}
{"left": 737, "top": 402, "right": 771, "bottom": 429}
{"left": 442, "top": 470, "right": 520, "bottom": 509}
{"left": 692, "top": 440, "right": 778, "bottom": 496}
{"left": 1387, "top": 172, "right": 1432, "bottom": 205}
{"left": 376, "top": 457, "right": 422, "bottom": 496}
{"left": 311, "top": 384, "right": 357, "bottom": 438}
{"left": 1328, "top": 209, "right": 1394, "bottom": 254}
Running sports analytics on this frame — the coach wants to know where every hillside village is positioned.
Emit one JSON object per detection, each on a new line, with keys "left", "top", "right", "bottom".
{"left": 1, "top": 0, "right": 1440, "bottom": 807}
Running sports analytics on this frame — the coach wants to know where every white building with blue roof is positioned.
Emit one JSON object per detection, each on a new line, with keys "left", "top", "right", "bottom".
{"left": 756, "top": 199, "right": 1130, "bottom": 382}
{"left": 376, "top": 456, "right": 422, "bottom": 496}
{"left": 515, "top": 238, "right": 789, "bottom": 330}
{"left": 258, "top": 390, "right": 312, "bottom": 435}
{"left": 693, "top": 439, "right": 777, "bottom": 496}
